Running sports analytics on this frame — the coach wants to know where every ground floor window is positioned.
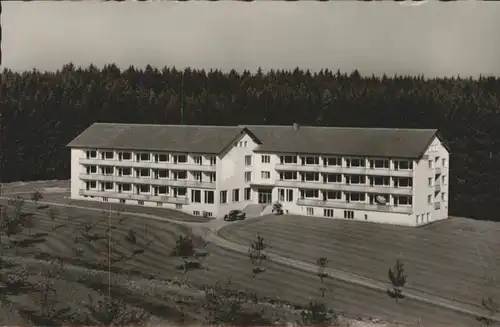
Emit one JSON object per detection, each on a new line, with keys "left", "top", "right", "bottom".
{"left": 138, "top": 200, "right": 144, "bottom": 205}
{"left": 204, "top": 191, "right": 214, "bottom": 204}
{"left": 203, "top": 211, "right": 213, "bottom": 217}
{"left": 244, "top": 188, "right": 251, "bottom": 201}
{"left": 102, "top": 197, "right": 108, "bottom": 202}
{"left": 306, "top": 207, "right": 314, "bottom": 216}
{"left": 344, "top": 210, "right": 354, "bottom": 219}
{"left": 157, "top": 202, "right": 162, "bottom": 207}
{"left": 324, "top": 209, "right": 334, "bottom": 217}
{"left": 119, "top": 199, "right": 126, "bottom": 204}
{"left": 193, "top": 210, "right": 200, "bottom": 216}
{"left": 176, "top": 204, "right": 183, "bottom": 209}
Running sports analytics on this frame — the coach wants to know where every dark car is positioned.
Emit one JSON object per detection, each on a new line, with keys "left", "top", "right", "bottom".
{"left": 223, "top": 210, "right": 246, "bottom": 221}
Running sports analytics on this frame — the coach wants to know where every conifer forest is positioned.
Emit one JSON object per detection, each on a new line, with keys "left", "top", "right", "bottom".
{"left": 2, "top": 64, "right": 500, "bottom": 222}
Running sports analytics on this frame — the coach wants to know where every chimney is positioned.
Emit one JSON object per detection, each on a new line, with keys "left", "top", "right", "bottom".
{"left": 292, "top": 122, "right": 300, "bottom": 131}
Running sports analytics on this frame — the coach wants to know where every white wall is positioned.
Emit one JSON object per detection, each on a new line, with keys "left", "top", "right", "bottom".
{"left": 217, "top": 132, "right": 260, "bottom": 216}
{"left": 413, "top": 136, "right": 450, "bottom": 225}
{"left": 70, "top": 148, "right": 85, "bottom": 199}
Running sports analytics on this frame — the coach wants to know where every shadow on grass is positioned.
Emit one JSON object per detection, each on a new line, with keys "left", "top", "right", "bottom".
{"left": 12, "top": 237, "right": 46, "bottom": 248}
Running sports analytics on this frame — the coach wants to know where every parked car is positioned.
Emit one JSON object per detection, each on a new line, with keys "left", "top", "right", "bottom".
{"left": 224, "top": 210, "right": 246, "bottom": 221}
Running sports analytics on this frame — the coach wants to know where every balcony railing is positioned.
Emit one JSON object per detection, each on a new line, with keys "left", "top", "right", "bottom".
{"left": 435, "top": 167, "right": 441, "bottom": 175}
{"left": 434, "top": 183, "right": 441, "bottom": 192}
{"left": 274, "top": 180, "right": 413, "bottom": 195}
{"left": 79, "top": 189, "right": 189, "bottom": 204}
{"left": 274, "top": 163, "right": 413, "bottom": 177}
{"left": 79, "top": 158, "right": 216, "bottom": 172}
{"left": 79, "top": 173, "right": 216, "bottom": 189}
{"left": 296, "top": 198, "right": 412, "bottom": 214}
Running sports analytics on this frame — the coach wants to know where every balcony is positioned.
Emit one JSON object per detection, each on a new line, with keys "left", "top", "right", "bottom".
{"left": 274, "top": 163, "right": 413, "bottom": 177}
{"left": 79, "top": 189, "right": 189, "bottom": 204}
{"left": 434, "top": 202, "right": 441, "bottom": 210}
{"left": 434, "top": 182, "right": 441, "bottom": 192}
{"left": 435, "top": 167, "right": 441, "bottom": 175}
{"left": 79, "top": 174, "right": 216, "bottom": 189}
{"left": 79, "top": 158, "right": 216, "bottom": 172}
{"left": 296, "top": 198, "right": 412, "bottom": 214}
{"left": 274, "top": 180, "right": 413, "bottom": 195}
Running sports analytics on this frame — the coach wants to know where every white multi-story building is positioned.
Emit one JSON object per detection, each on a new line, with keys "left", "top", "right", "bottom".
{"left": 67, "top": 122, "right": 450, "bottom": 226}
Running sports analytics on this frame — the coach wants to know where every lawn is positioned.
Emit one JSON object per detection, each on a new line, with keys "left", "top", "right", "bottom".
{"left": 0, "top": 185, "right": 489, "bottom": 326}
{"left": 218, "top": 215, "right": 500, "bottom": 312}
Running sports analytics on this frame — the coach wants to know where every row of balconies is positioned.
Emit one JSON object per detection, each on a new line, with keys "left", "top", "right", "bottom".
{"left": 256, "top": 179, "right": 414, "bottom": 195}
{"left": 274, "top": 163, "right": 413, "bottom": 177}
{"left": 79, "top": 173, "right": 216, "bottom": 189}
{"left": 79, "top": 189, "right": 189, "bottom": 204}
{"left": 79, "top": 158, "right": 217, "bottom": 172}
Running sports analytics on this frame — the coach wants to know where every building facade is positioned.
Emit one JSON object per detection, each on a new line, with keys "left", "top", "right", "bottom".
{"left": 68, "top": 123, "right": 450, "bottom": 226}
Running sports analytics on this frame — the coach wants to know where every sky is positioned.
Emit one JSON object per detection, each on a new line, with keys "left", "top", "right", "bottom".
{"left": 3, "top": 1, "right": 500, "bottom": 77}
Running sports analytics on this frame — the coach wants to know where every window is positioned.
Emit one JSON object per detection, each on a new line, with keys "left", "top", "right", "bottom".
{"left": 396, "top": 177, "right": 412, "bottom": 187}
{"left": 278, "top": 189, "right": 285, "bottom": 202}
{"left": 306, "top": 207, "right": 314, "bottom": 216}
{"left": 326, "top": 174, "right": 341, "bottom": 183}
{"left": 121, "top": 183, "right": 131, "bottom": 192}
{"left": 280, "top": 155, "right": 297, "bottom": 164}
{"left": 120, "top": 152, "right": 132, "bottom": 160}
{"left": 193, "top": 172, "right": 202, "bottom": 182}
{"left": 139, "top": 168, "right": 150, "bottom": 177}
{"left": 157, "top": 202, "right": 162, "bottom": 207}
{"left": 261, "top": 155, "right": 270, "bottom": 164}
{"left": 119, "top": 199, "right": 126, "bottom": 204}
{"left": 158, "top": 169, "right": 169, "bottom": 178}
{"left": 208, "top": 173, "right": 216, "bottom": 183}
{"left": 395, "top": 160, "right": 413, "bottom": 170}
{"left": 191, "top": 190, "right": 201, "bottom": 203}
{"left": 139, "top": 184, "right": 150, "bottom": 193}
{"left": 261, "top": 171, "right": 271, "bottom": 179}
{"left": 244, "top": 188, "right": 251, "bottom": 201}
{"left": 158, "top": 154, "right": 169, "bottom": 162}
{"left": 220, "top": 190, "right": 228, "bottom": 204}
{"left": 204, "top": 211, "right": 213, "bottom": 217}
{"left": 138, "top": 200, "right": 144, "bottom": 205}
{"left": 428, "top": 160, "right": 432, "bottom": 168}
{"left": 87, "top": 181, "right": 97, "bottom": 189}
{"left": 303, "top": 172, "right": 319, "bottom": 182}
{"left": 304, "top": 156, "right": 320, "bottom": 165}
{"left": 103, "top": 151, "right": 114, "bottom": 160}
{"left": 428, "top": 195, "right": 432, "bottom": 204}
{"left": 158, "top": 186, "right": 168, "bottom": 194}
{"left": 175, "top": 171, "right": 187, "bottom": 180}
{"left": 442, "top": 158, "right": 447, "bottom": 167}
{"left": 232, "top": 189, "right": 240, "bottom": 202}
{"left": 103, "top": 167, "right": 114, "bottom": 175}
{"left": 244, "top": 141, "right": 248, "bottom": 147}
{"left": 175, "top": 155, "right": 187, "bottom": 164}
{"left": 324, "top": 209, "right": 334, "bottom": 218}
{"left": 121, "top": 168, "right": 132, "bottom": 176}
{"left": 176, "top": 204, "right": 183, "bottom": 209}
{"left": 442, "top": 175, "right": 446, "bottom": 185}
{"left": 104, "top": 182, "right": 113, "bottom": 190}
{"left": 239, "top": 141, "right": 243, "bottom": 147}
{"left": 326, "top": 191, "right": 341, "bottom": 200}
{"left": 138, "top": 153, "right": 151, "bottom": 162}
{"left": 286, "top": 189, "right": 293, "bottom": 202}
{"left": 428, "top": 178, "right": 432, "bottom": 186}
{"left": 87, "top": 165, "right": 97, "bottom": 174}
{"left": 346, "top": 175, "right": 365, "bottom": 185}
{"left": 176, "top": 188, "right": 187, "bottom": 197}
{"left": 280, "top": 171, "right": 297, "bottom": 181}
{"left": 209, "top": 157, "right": 217, "bottom": 166}
{"left": 325, "top": 157, "right": 341, "bottom": 166}
{"left": 344, "top": 210, "right": 354, "bottom": 219}
{"left": 245, "top": 155, "right": 252, "bottom": 166}
{"left": 302, "top": 189, "right": 319, "bottom": 199}
{"left": 204, "top": 191, "right": 214, "bottom": 204}
{"left": 346, "top": 158, "right": 365, "bottom": 168}
{"left": 442, "top": 192, "right": 446, "bottom": 201}
{"left": 87, "top": 150, "right": 97, "bottom": 159}
{"left": 245, "top": 172, "right": 252, "bottom": 183}
{"left": 426, "top": 213, "right": 430, "bottom": 221}
{"left": 395, "top": 196, "right": 412, "bottom": 206}
{"left": 102, "top": 197, "right": 108, "bottom": 202}
{"left": 347, "top": 192, "right": 365, "bottom": 202}
{"left": 193, "top": 156, "right": 202, "bottom": 165}
{"left": 370, "top": 159, "right": 389, "bottom": 169}
{"left": 372, "top": 176, "right": 389, "bottom": 186}
{"left": 193, "top": 210, "right": 200, "bottom": 216}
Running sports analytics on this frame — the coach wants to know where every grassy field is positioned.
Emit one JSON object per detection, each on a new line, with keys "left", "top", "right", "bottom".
{"left": 218, "top": 215, "right": 500, "bottom": 312}
{"left": 0, "top": 182, "right": 490, "bottom": 326}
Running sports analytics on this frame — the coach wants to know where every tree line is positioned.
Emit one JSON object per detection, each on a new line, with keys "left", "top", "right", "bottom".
{"left": 2, "top": 64, "right": 500, "bottom": 221}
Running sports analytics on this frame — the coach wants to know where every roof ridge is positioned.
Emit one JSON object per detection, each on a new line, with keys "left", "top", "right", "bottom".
{"left": 93, "top": 122, "right": 241, "bottom": 129}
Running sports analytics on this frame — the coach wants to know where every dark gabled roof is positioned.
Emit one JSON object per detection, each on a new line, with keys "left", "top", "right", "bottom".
{"left": 241, "top": 125, "right": 441, "bottom": 159}
{"left": 67, "top": 123, "right": 254, "bottom": 154}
